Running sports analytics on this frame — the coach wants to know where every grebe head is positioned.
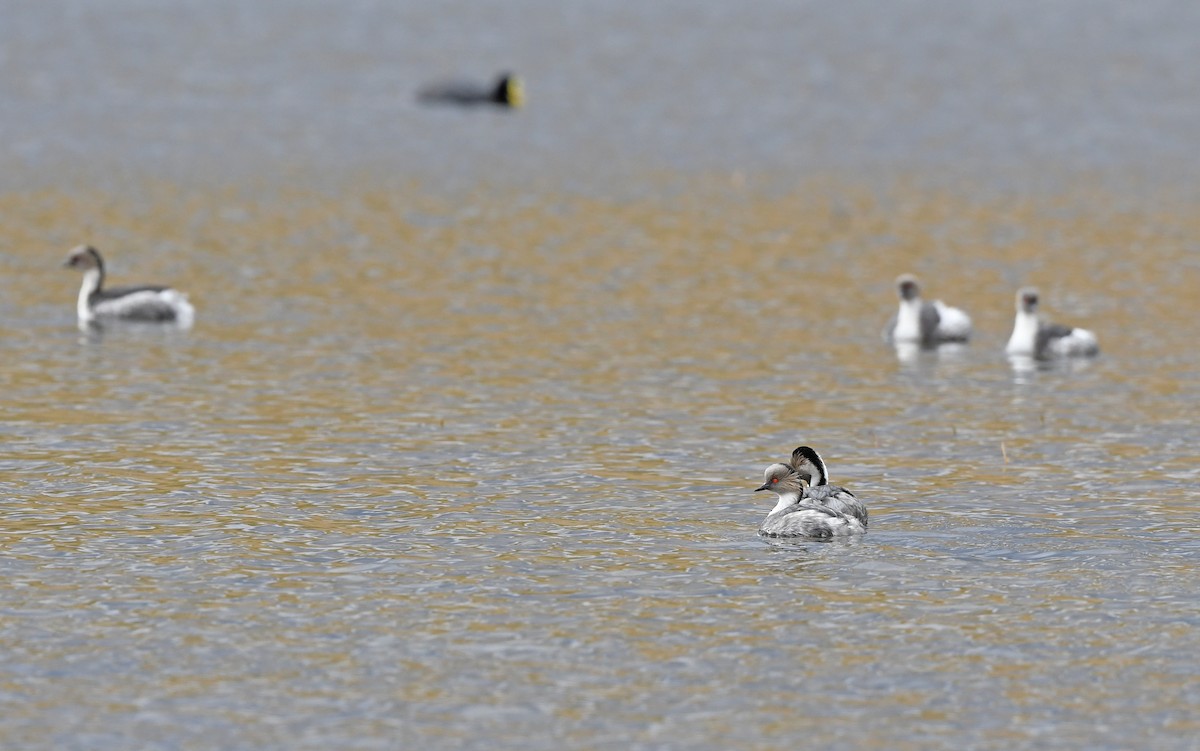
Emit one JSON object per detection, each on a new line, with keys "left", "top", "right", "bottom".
{"left": 755, "top": 463, "right": 807, "bottom": 495}
{"left": 497, "top": 73, "right": 525, "bottom": 108}
{"left": 1017, "top": 286, "right": 1040, "bottom": 314}
{"left": 789, "top": 445, "right": 829, "bottom": 486}
{"left": 896, "top": 273, "right": 921, "bottom": 302}
{"left": 64, "top": 245, "right": 104, "bottom": 273}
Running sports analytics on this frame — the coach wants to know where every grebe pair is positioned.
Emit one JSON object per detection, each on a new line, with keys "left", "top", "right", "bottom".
{"left": 63, "top": 245, "right": 194, "bottom": 328}
{"left": 885, "top": 274, "right": 1099, "bottom": 360}
{"left": 755, "top": 446, "right": 867, "bottom": 539}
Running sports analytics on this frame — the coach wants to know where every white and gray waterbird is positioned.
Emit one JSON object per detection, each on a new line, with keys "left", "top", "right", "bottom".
{"left": 754, "top": 446, "right": 867, "bottom": 539}
{"left": 1005, "top": 287, "right": 1098, "bottom": 359}
{"left": 883, "top": 273, "right": 972, "bottom": 346}
{"left": 64, "top": 245, "right": 195, "bottom": 328}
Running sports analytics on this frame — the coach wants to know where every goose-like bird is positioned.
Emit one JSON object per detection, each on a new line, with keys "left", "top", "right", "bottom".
{"left": 64, "top": 245, "right": 195, "bottom": 328}
{"left": 754, "top": 446, "right": 868, "bottom": 539}
{"left": 883, "top": 274, "right": 972, "bottom": 346}
{"left": 1005, "top": 287, "right": 1098, "bottom": 359}
{"left": 417, "top": 73, "right": 524, "bottom": 108}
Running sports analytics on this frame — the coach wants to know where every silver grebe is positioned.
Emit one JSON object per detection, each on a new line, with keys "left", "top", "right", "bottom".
{"left": 754, "top": 459, "right": 867, "bottom": 539}
{"left": 884, "top": 273, "right": 972, "bottom": 346}
{"left": 786, "top": 445, "right": 868, "bottom": 527}
{"left": 64, "top": 245, "right": 194, "bottom": 328}
{"left": 1006, "top": 287, "right": 1098, "bottom": 359}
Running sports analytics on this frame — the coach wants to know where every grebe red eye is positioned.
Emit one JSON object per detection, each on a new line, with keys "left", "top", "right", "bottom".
{"left": 771, "top": 477, "right": 778, "bottom": 484}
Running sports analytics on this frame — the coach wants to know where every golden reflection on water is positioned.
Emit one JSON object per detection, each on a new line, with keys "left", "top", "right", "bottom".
{"left": 6, "top": 181, "right": 1195, "bottom": 379}
{"left": 5, "top": 179, "right": 1197, "bottom": 479}
{"left": 4, "top": 176, "right": 1198, "bottom": 532}
{"left": 2, "top": 176, "right": 1199, "bottom": 747}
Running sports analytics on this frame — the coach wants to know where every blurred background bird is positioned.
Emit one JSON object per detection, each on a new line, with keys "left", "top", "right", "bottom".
{"left": 417, "top": 72, "right": 524, "bottom": 109}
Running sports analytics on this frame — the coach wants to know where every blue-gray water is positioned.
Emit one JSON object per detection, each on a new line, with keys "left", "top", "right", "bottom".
{"left": 2, "top": 2, "right": 1199, "bottom": 749}
{"left": 4, "top": 0, "right": 1200, "bottom": 194}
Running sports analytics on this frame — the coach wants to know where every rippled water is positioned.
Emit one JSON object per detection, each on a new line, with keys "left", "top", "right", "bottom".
{"left": 3, "top": 2, "right": 1200, "bottom": 750}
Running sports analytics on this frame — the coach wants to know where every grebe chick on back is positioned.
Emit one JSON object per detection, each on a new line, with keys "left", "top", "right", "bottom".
{"left": 755, "top": 464, "right": 865, "bottom": 539}
{"left": 64, "top": 245, "right": 195, "bottom": 328}
{"left": 787, "top": 445, "right": 868, "bottom": 526}
{"left": 753, "top": 445, "right": 869, "bottom": 538}
{"left": 1006, "top": 287, "right": 1099, "bottom": 359}
{"left": 884, "top": 273, "right": 972, "bottom": 346}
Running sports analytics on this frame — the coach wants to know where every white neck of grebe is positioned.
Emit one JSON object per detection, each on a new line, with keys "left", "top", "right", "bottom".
{"left": 893, "top": 297, "right": 923, "bottom": 340}
{"left": 77, "top": 268, "right": 102, "bottom": 321}
{"left": 1006, "top": 309, "right": 1040, "bottom": 354}
{"left": 769, "top": 491, "right": 802, "bottom": 514}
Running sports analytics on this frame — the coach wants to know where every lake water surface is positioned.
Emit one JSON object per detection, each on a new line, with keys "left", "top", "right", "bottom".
{"left": 2, "top": 2, "right": 1198, "bottom": 749}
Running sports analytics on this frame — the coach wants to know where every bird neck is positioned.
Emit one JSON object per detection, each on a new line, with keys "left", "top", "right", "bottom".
{"left": 770, "top": 490, "right": 802, "bottom": 514}
{"left": 1007, "top": 309, "right": 1040, "bottom": 352}
{"left": 894, "top": 298, "right": 923, "bottom": 336}
{"left": 78, "top": 268, "right": 103, "bottom": 315}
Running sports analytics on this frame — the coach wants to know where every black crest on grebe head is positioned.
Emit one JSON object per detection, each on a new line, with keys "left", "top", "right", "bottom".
{"left": 789, "top": 445, "right": 829, "bottom": 486}
{"left": 896, "top": 273, "right": 921, "bottom": 301}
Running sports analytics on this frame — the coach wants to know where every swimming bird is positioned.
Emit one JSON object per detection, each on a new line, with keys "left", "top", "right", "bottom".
{"left": 883, "top": 273, "right": 972, "bottom": 346}
{"left": 786, "top": 445, "right": 868, "bottom": 526}
{"left": 1005, "top": 287, "right": 1099, "bottom": 359}
{"left": 417, "top": 73, "right": 525, "bottom": 108}
{"left": 755, "top": 464, "right": 866, "bottom": 539}
{"left": 64, "top": 245, "right": 195, "bottom": 328}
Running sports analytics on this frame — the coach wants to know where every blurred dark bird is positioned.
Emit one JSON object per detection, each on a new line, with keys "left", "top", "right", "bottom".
{"left": 417, "top": 73, "right": 525, "bottom": 109}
